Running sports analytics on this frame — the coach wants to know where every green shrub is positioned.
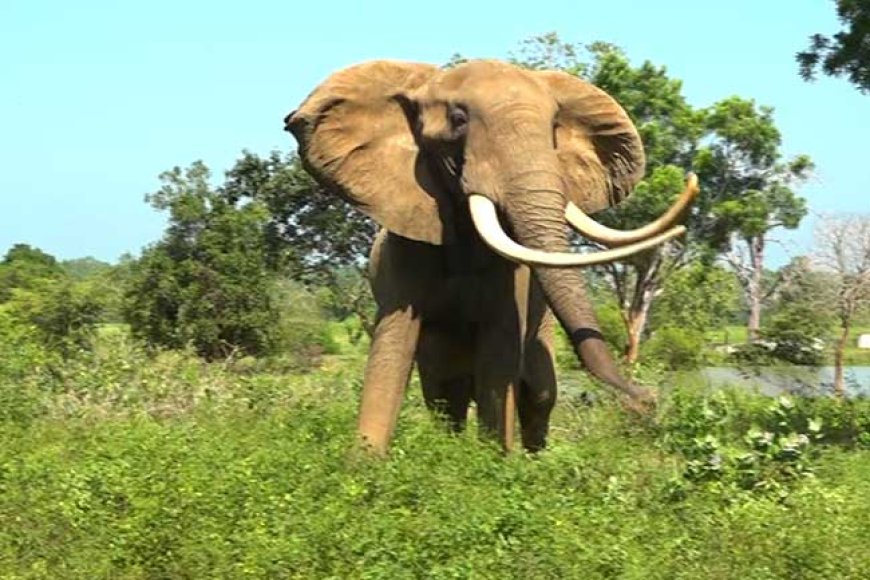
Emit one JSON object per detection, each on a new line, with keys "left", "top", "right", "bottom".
{"left": 2, "top": 341, "right": 870, "bottom": 578}
{"left": 643, "top": 325, "right": 706, "bottom": 370}
{"left": 596, "top": 301, "right": 628, "bottom": 354}
{"left": 762, "top": 304, "right": 829, "bottom": 366}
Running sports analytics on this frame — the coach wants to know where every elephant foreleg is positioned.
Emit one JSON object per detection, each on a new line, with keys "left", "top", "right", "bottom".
{"left": 357, "top": 304, "right": 421, "bottom": 455}
{"left": 518, "top": 281, "right": 558, "bottom": 452}
{"left": 416, "top": 323, "right": 474, "bottom": 432}
{"left": 473, "top": 264, "right": 528, "bottom": 452}
{"left": 518, "top": 333, "right": 557, "bottom": 452}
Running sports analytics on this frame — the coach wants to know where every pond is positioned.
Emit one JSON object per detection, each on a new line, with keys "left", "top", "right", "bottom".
{"left": 694, "top": 366, "right": 870, "bottom": 398}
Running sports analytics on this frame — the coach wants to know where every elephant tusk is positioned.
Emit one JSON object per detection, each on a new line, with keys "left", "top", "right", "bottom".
{"left": 565, "top": 173, "right": 699, "bottom": 247}
{"left": 468, "top": 195, "right": 686, "bottom": 267}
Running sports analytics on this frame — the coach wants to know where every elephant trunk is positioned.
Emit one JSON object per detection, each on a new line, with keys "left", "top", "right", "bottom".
{"left": 503, "top": 186, "right": 651, "bottom": 401}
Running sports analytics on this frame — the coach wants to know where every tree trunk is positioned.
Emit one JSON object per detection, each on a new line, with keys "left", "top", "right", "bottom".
{"left": 833, "top": 320, "right": 850, "bottom": 398}
{"left": 625, "top": 282, "right": 655, "bottom": 363}
{"left": 746, "top": 235, "right": 765, "bottom": 343}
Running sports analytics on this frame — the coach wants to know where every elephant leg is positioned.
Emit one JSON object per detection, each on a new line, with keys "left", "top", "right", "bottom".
{"left": 473, "top": 264, "right": 528, "bottom": 452}
{"left": 519, "top": 281, "right": 558, "bottom": 452}
{"left": 416, "top": 324, "right": 474, "bottom": 432}
{"left": 518, "top": 318, "right": 557, "bottom": 452}
{"left": 357, "top": 304, "right": 421, "bottom": 455}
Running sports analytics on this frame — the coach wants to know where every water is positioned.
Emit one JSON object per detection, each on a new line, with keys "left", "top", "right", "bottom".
{"left": 694, "top": 366, "right": 870, "bottom": 398}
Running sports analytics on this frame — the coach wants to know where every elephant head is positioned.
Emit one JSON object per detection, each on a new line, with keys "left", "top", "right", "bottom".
{"left": 285, "top": 59, "right": 696, "bottom": 400}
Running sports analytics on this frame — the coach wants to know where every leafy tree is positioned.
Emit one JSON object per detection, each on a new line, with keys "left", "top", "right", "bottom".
{"left": 123, "top": 161, "right": 282, "bottom": 360}
{"left": 3, "top": 279, "right": 103, "bottom": 357}
{"left": 61, "top": 257, "right": 112, "bottom": 280}
{"left": 650, "top": 263, "right": 741, "bottom": 334}
{"left": 221, "top": 151, "right": 377, "bottom": 280}
{"left": 220, "top": 151, "right": 378, "bottom": 334}
{"left": 761, "top": 257, "right": 833, "bottom": 366}
{"left": 0, "top": 245, "right": 103, "bottom": 356}
{"left": 698, "top": 98, "right": 812, "bottom": 342}
{"left": 0, "top": 244, "right": 63, "bottom": 301}
{"left": 797, "top": 0, "right": 870, "bottom": 93}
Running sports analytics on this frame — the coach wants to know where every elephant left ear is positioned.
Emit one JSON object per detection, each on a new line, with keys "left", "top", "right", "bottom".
{"left": 533, "top": 70, "right": 646, "bottom": 214}
{"left": 287, "top": 61, "right": 453, "bottom": 245}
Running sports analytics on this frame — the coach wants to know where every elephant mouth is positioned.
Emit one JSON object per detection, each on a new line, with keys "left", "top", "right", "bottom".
{"left": 467, "top": 173, "right": 699, "bottom": 267}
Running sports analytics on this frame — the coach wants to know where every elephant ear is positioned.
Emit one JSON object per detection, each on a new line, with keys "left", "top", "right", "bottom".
{"left": 287, "top": 60, "right": 452, "bottom": 245}
{"left": 534, "top": 71, "right": 646, "bottom": 214}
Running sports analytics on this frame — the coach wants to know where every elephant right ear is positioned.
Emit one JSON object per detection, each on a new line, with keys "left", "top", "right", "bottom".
{"left": 287, "top": 61, "right": 452, "bottom": 245}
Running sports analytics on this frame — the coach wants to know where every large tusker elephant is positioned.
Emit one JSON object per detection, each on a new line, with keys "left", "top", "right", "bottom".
{"left": 285, "top": 60, "right": 698, "bottom": 454}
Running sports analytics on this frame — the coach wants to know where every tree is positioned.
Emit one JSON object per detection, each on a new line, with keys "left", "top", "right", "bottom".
{"left": 0, "top": 244, "right": 63, "bottom": 301}
{"left": 222, "top": 150, "right": 377, "bottom": 279}
{"left": 124, "top": 161, "right": 283, "bottom": 360}
{"left": 762, "top": 256, "right": 834, "bottom": 366}
{"left": 0, "top": 245, "right": 103, "bottom": 356}
{"left": 797, "top": 0, "right": 870, "bottom": 93}
{"left": 697, "top": 97, "right": 813, "bottom": 343}
{"left": 812, "top": 213, "right": 870, "bottom": 395}
{"left": 649, "top": 262, "right": 741, "bottom": 334}
{"left": 61, "top": 257, "right": 112, "bottom": 280}
{"left": 221, "top": 151, "right": 378, "bottom": 334}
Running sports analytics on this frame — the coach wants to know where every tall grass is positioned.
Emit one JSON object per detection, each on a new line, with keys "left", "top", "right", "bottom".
{"left": 1, "top": 331, "right": 869, "bottom": 578}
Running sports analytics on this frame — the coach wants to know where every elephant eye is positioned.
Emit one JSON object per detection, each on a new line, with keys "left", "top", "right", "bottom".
{"left": 448, "top": 105, "right": 468, "bottom": 130}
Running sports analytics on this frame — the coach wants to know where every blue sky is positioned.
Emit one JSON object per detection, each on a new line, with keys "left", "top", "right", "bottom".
{"left": 1, "top": 0, "right": 867, "bottom": 267}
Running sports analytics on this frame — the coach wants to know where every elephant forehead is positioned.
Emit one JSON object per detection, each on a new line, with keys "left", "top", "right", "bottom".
{"left": 432, "top": 60, "right": 544, "bottom": 100}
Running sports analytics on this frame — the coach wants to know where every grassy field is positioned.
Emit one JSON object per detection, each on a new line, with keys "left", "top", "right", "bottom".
{"left": 2, "top": 331, "right": 870, "bottom": 578}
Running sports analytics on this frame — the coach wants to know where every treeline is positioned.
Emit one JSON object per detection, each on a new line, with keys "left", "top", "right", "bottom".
{"left": 3, "top": 34, "right": 868, "bottom": 377}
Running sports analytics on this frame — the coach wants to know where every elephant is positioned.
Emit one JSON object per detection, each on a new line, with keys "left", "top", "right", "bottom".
{"left": 284, "top": 59, "right": 698, "bottom": 455}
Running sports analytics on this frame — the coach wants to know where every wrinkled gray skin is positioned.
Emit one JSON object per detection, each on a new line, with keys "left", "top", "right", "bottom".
{"left": 286, "top": 60, "right": 657, "bottom": 454}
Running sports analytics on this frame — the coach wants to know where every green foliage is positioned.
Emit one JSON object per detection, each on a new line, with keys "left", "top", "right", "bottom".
{"left": 221, "top": 150, "right": 377, "bottom": 281}
{"left": 662, "top": 393, "right": 824, "bottom": 502}
{"left": 695, "top": 97, "right": 812, "bottom": 343}
{"left": 2, "top": 342, "right": 870, "bottom": 577}
{"left": 651, "top": 262, "right": 742, "bottom": 333}
{"left": 123, "top": 162, "right": 285, "bottom": 360}
{"left": 0, "top": 243, "right": 63, "bottom": 301}
{"left": 219, "top": 151, "right": 378, "bottom": 336}
{"left": 696, "top": 97, "right": 811, "bottom": 245}
{"left": 797, "top": 0, "right": 870, "bottom": 93}
{"left": 0, "top": 244, "right": 105, "bottom": 357}
{"left": 270, "top": 279, "right": 340, "bottom": 370}
{"left": 761, "top": 257, "right": 835, "bottom": 365}
{"left": 4, "top": 280, "right": 103, "bottom": 356}
{"left": 594, "top": 300, "right": 629, "bottom": 355}
{"left": 762, "top": 306, "right": 829, "bottom": 366}
{"left": 61, "top": 256, "right": 113, "bottom": 280}
{"left": 643, "top": 326, "right": 706, "bottom": 370}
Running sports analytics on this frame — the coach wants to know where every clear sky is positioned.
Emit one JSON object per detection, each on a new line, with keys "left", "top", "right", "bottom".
{"left": 1, "top": 0, "right": 866, "bottom": 267}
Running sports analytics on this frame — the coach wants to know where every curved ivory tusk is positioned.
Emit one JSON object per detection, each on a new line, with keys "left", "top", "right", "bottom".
{"left": 468, "top": 195, "right": 686, "bottom": 268}
{"left": 565, "top": 173, "right": 700, "bottom": 247}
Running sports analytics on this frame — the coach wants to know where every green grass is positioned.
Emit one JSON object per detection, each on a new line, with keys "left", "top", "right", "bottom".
{"left": 2, "top": 333, "right": 870, "bottom": 578}
{"left": 843, "top": 324, "right": 870, "bottom": 365}
{"left": 706, "top": 324, "right": 748, "bottom": 346}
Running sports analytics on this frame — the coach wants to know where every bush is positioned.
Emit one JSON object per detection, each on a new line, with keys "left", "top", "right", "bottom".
{"left": 728, "top": 341, "right": 780, "bottom": 366}
{"left": 2, "top": 330, "right": 870, "bottom": 578}
{"left": 762, "top": 304, "right": 829, "bottom": 366}
{"left": 268, "top": 280, "right": 341, "bottom": 370}
{"left": 643, "top": 325, "right": 706, "bottom": 370}
{"left": 2, "top": 378, "right": 870, "bottom": 578}
{"left": 661, "top": 393, "right": 822, "bottom": 502}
